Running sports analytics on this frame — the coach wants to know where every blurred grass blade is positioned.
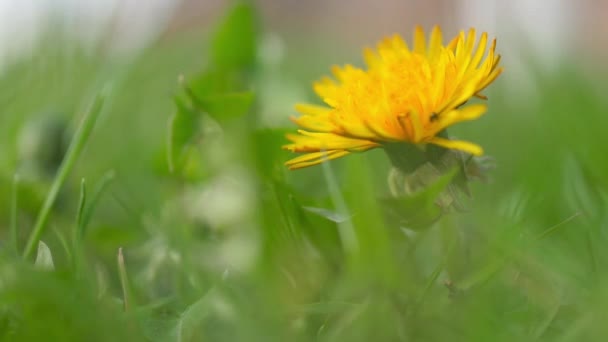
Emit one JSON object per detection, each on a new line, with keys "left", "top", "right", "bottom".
{"left": 174, "top": 288, "right": 218, "bottom": 342}
{"left": 303, "top": 206, "right": 350, "bottom": 223}
{"left": 34, "top": 241, "right": 55, "bottom": 271}
{"left": 321, "top": 159, "right": 358, "bottom": 255}
{"left": 533, "top": 212, "right": 581, "bottom": 241}
{"left": 586, "top": 229, "right": 598, "bottom": 277}
{"left": 533, "top": 296, "right": 562, "bottom": 340}
{"left": 167, "top": 96, "right": 200, "bottom": 173}
{"left": 75, "top": 178, "right": 87, "bottom": 243}
{"left": 118, "top": 247, "right": 132, "bottom": 312}
{"left": 10, "top": 174, "right": 20, "bottom": 255}
{"left": 70, "top": 178, "right": 87, "bottom": 273}
{"left": 53, "top": 227, "right": 72, "bottom": 264}
{"left": 418, "top": 260, "right": 445, "bottom": 304}
{"left": 23, "top": 95, "right": 105, "bottom": 259}
{"left": 80, "top": 170, "right": 115, "bottom": 238}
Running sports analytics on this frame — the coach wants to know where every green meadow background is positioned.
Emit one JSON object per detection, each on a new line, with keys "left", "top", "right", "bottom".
{"left": 0, "top": 2, "right": 607, "bottom": 341}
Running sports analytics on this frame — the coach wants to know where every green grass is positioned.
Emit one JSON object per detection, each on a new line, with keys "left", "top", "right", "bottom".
{"left": 0, "top": 2, "right": 608, "bottom": 341}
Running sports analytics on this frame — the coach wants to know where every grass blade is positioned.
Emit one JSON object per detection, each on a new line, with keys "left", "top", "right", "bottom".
{"left": 117, "top": 247, "right": 131, "bottom": 312}
{"left": 74, "top": 178, "right": 87, "bottom": 243}
{"left": 10, "top": 174, "right": 20, "bottom": 255}
{"left": 23, "top": 95, "right": 105, "bottom": 259}
{"left": 80, "top": 170, "right": 116, "bottom": 235}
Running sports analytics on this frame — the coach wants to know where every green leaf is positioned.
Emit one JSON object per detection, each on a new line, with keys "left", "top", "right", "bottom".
{"left": 167, "top": 90, "right": 252, "bottom": 173}
{"left": 167, "top": 96, "right": 201, "bottom": 173}
{"left": 382, "top": 167, "right": 458, "bottom": 230}
{"left": 188, "top": 69, "right": 241, "bottom": 98}
{"left": 199, "top": 92, "right": 254, "bottom": 123}
{"left": 252, "top": 128, "right": 291, "bottom": 180}
{"left": 211, "top": 2, "right": 258, "bottom": 71}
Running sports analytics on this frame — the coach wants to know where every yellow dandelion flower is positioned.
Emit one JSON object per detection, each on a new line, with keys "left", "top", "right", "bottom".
{"left": 283, "top": 26, "right": 503, "bottom": 170}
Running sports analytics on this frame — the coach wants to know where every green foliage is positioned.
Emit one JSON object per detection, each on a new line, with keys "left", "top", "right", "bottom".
{"left": 383, "top": 167, "right": 458, "bottom": 229}
{"left": 167, "top": 2, "right": 257, "bottom": 174}
{"left": 167, "top": 96, "right": 202, "bottom": 172}
{"left": 211, "top": 2, "right": 258, "bottom": 71}
{"left": 1, "top": 2, "right": 608, "bottom": 341}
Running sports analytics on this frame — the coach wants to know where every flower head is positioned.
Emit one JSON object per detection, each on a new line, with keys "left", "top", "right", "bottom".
{"left": 284, "top": 26, "right": 502, "bottom": 170}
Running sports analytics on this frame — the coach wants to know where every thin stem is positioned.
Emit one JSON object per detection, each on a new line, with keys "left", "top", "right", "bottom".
{"left": 10, "top": 174, "right": 20, "bottom": 255}
{"left": 80, "top": 170, "right": 115, "bottom": 238}
{"left": 70, "top": 178, "right": 87, "bottom": 274}
{"left": 533, "top": 211, "right": 581, "bottom": 241}
{"left": 23, "top": 95, "right": 105, "bottom": 259}
{"left": 74, "top": 178, "right": 87, "bottom": 244}
{"left": 321, "top": 156, "right": 358, "bottom": 255}
{"left": 117, "top": 247, "right": 130, "bottom": 312}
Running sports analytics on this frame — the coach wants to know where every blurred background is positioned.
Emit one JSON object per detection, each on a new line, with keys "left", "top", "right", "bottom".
{"left": 0, "top": 0, "right": 604, "bottom": 110}
{"left": 0, "top": 0, "right": 604, "bottom": 64}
